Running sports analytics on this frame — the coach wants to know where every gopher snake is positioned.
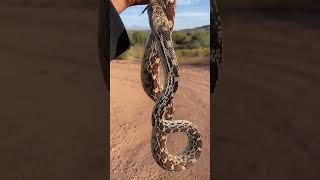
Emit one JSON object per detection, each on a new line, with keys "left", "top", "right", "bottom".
{"left": 140, "top": 0, "right": 222, "bottom": 172}
{"left": 141, "top": 0, "right": 202, "bottom": 172}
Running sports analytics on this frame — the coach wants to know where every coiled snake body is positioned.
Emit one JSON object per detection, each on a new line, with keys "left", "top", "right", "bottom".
{"left": 141, "top": 0, "right": 202, "bottom": 172}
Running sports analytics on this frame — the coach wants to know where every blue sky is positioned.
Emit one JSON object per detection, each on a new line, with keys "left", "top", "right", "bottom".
{"left": 119, "top": 0, "right": 210, "bottom": 30}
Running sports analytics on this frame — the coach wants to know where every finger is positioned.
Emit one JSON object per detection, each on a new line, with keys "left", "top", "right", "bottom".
{"left": 112, "top": 0, "right": 128, "bottom": 13}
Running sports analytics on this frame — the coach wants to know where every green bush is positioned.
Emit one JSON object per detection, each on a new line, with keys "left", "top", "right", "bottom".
{"left": 191, "top": 32, "right": 210, "bottom": 48}
{"left": 176, "top": 48, "right": 209, "bottom": 57}
{"left": 175, "top": 48, "right": 210, "bottom": 64}
{"left": 122, "top": 30, "right": 210, "bottom": 64}
{"left": 172, "top": 31, "right": 187, "bottom": 44}
{"left": 131, "top": 31, "right": 148, "bottom": 45}
{"left": 118, "top": 45, "right": 145, "bottom": 60}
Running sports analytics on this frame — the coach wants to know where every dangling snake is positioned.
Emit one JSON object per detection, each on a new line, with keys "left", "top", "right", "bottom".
{"left": 140, "top": 0, "right": 198, "bottom": 172}
{"left": 140, "top": 0, "right": 222, "bottom": 172}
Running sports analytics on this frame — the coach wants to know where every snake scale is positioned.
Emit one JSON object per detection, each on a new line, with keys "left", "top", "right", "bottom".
{"left": 140, "top": 0, "right": 222, "bottom": 172}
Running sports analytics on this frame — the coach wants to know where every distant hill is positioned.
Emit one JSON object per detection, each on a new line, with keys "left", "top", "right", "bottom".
{"left": 127, "top": 25, "right": 209, "bottom": 34}
{"left": 126, "top": 25, "right": 149, "bottom": 31}
{"left": 178, "top": 25, "right": 210, "bottom": 33}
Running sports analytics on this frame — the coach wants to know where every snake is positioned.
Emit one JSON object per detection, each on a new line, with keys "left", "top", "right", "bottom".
{"left": 140, "top": 0, "right": 200, "bottom": 172}
{"left": 140, "top": 0, "right": 222, "bottom": 172}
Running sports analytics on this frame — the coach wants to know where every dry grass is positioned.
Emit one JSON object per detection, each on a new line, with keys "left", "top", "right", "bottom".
{"left": 118, "top": 45, "right": 145, "bottom": 60}
{"left": 118, "top": 46, "right": 209, "bottom": 65}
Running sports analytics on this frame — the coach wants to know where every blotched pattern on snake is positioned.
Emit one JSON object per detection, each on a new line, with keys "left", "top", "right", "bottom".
{"left": 140, "top": 0, "right": 222, "bottom": 172}
{"left": 140, "top": 0, "right": 204, "bottom": 172}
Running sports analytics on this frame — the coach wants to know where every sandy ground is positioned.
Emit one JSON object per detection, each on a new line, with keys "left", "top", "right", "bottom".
{"left": 110, "top": 60, "right": 210, "bottom": 179}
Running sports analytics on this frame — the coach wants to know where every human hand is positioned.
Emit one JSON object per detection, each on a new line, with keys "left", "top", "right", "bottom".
{"left": 112, "top": 0, "right": 149, "bottom": 14}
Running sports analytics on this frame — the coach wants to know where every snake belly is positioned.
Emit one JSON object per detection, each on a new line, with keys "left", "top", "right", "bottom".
{"left": 141, "top": 0, "right": 202, "bottom": 172}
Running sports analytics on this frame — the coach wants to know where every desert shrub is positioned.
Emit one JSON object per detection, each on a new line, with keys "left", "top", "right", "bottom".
{"left": 172, "top": 31, "right": 187, "bottom": 44}
{"left": 191, "top": 32, "right": 210, "bottom": 48}
{"left": 131, "top": 31, "right": 148, "bottom": 45}
{"left": 128, "top": 33, "right": 135, "bottom": 45}
{"left": 176, "top": 48, "right": 209, "bottom": 57}
{"left": 172, "top": 31, "right": 210, "bottom": 49}
{"left": 175, "top": 48, "right": 209, "bottom": 64}
{"left": 118, "top": 45, "right": 145, "bottom": 60}
{"left": 118, "top": 49, "right": 132, "bottom": 60}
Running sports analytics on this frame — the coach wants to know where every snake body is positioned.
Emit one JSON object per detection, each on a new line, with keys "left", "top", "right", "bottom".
{"left": 140, "top": 0, "right": 222, "bottom": 172}
{"left": 141, "top": 0, "right": 202, "bottom": 172}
